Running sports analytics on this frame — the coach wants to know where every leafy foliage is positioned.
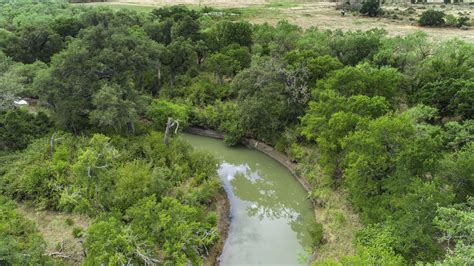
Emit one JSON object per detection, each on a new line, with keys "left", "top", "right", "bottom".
{"left": 359, "top": 0, "right": 381, "bottom": 17}
{"left": 416, "top": 78, "right": 474, "bottom": 119}
{"left": 0, "top": 131, "right": 219, "bottom": 263}
{"left": 0, "top": 108, "right": 51, "bottom": 151}
{"left": 0, "top": 196, "right": 49, "bottom": 265}
{"left": 419, "top": 10, "right": 445, "bottom": 27}
{"left": 146, "top": 99, "right": 189, "bottom": 130}
{"left": 433, "top": 198, "right": 474, "bottom": 265}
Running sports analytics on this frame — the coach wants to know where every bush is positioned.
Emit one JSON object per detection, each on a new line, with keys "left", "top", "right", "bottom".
{"left": 445, "top": 15, "right": 458, "bottom": 27}
{"left": 0, "top": 109, "right": 51, "bottom": 151}
{"left": 72, "top": 227, "right": 83, "bottom": 238}
{"left": 360, "top": 0, "right": 381, "bottom": 17}
{"left": 146, "top": 99, "right": 189, "bottom": 131}
{"left": 309, "top": 221, "right": 325, "bottom": 247}
{"left": 65, "top": 218, "right": 74, "bottom": 226}
{"left": 458, "top": 16, "right": 470, "bottom": 27}
{"left": 0, "top": 196, "right": 49, "bottom": 264}
{"left": 419, "top": 10, "right": 445, "bottom": 27}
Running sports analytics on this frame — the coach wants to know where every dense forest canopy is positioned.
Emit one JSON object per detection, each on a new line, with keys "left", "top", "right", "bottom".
{"left": 0, "top": 0, "right": 473, "bottom": 265}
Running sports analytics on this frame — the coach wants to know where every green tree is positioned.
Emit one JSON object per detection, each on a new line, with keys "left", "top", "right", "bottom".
{"left": 437, "top": 142, "right": 474, "bottom": 202}
{"left": 144, "top": 18, "right": 173, "bottom": 45}
{"left": 34, "top": 25, "right": 162, "bottom": 132}
{"left": 162, "top": 38, "right": 198, "bottom": 84}
{"left": 342, "top": 225, "right": 405, "bottom": 265}
{"left": 183, "top": 78, "right": 230, "bottom": 106}
{"left": 372, "top": 31, "right": 430, "bottom": 73}
{"left": 146, "top": 99, "right": 189, "bottom": 130}
{"left": 285, "top": 51, "right": 343, "bottom": 86}
{"left": 329, "top": 29, "right": 385, "bottom": 66}
{"left": 0, "top": 51, "right": 13, "bottom": 74}
{"left": 84, "top": 216, "right": 137, "bottom": 265}
{"left": 51, "top": 14, "right": 84, "bottom": 38}
{"left": 300, "top": 90, "right": 391, "bottom": 177}
{"left": 1, "top": 21, "right": 63, "bottom": 63}
{"left": 0, "top": 61, "right": 47, "bottom": 98}
{"left": 113, "top": 161, "right": 169, "bottom": 211}
{"left": 433, "top": 198, "right": 474, "bottom": 265}
{"left": 341, "top": 112, "right": 455, "bottom": 261}
{"left": 205, "top": 53, "right": 240, "bottom": 84}
{"left": 64, "top": 134, "right": 118, "bottom": 213}
{"left": 413, "top": 39, "right": 474, "bottom": 95}
{"left": 221, "top": 44, "right": 252, "bottom": 70}
{"left": 0, "top": 108, "right": 51, "bottom": 151}
{"left": 269, "top": 20, "right": 302, "bottom": 55}
{"left": 416, "top": 78, "right": 474, "bottom": 119}
{"left": 171, "top": 15, "right": 200, "bottom": 42}
{"left": 317, "top": 63, "right": 402, "bottom": 102}
{"left": 206, "top": 20, "right": 253, "bottom": 50}
{"left": 126, "top": 196, "right": 218, "bottom": 264}
{"left": 341, "top": 114, "right": 415, "bottom": 221}
{"left": 90, "top": 83, "right": 145, "bottom": 134}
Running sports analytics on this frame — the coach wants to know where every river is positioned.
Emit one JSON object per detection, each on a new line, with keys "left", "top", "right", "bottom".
{"left": 183, "top": 133, "right": 315, "bottom": 265}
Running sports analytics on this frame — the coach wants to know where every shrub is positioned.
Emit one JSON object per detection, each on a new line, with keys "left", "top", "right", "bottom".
{"left": 419, "top": 10, "right": 445, "bottom": 27}
{"left": 360, "top": 0, "right": 381, "bottom": 17}
{"left": 445, "top": 15, "right": 458, "bottom": 27}
{"left": 65, "top": 218, "right": 74, "bottom": 226}
{"left": 146, "top": 99, "right": 189, "bottom": 131}
{"left": 457, "top": 16, "right": 470, "bottom": 27}
{"left": 0, "top": 109, "right": 51, "bottom": 151}
{"left": 0, "top": 196, "right": 49, "bottom": 264}
{"left": 72, "top": 227, "right": 83, "bottom": 238}
{"left": 309, "top": 221, "right": 325, "bottom": 247}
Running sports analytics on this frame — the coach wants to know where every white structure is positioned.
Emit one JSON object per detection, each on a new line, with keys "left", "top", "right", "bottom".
{"left": 14, "top": 99, "right": 28, "bottom": 106}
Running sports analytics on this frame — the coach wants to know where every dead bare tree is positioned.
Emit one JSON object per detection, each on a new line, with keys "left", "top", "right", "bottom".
{"left": 50, "top": 133, "right": 63, "bottom": 156}
{"left": 47, "top": 252, "right": 79, "bottom": 262}
{"left": 134, "top": 249, "right": 162, "bottom": 265}
{"left": 164, "top": 117, "right": 180, "bottom": 146}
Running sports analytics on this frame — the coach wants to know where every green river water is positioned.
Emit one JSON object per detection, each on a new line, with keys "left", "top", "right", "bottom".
{"left": 183, "top": 134, "right": 316, "bottom": 265}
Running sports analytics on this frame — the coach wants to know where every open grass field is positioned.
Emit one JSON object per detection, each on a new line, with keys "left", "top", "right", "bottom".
{"left": 78, "top": 0, "right": 474, "bottom": 42}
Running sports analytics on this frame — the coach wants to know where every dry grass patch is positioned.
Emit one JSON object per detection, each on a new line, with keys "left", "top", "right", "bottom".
{"left": 17, "top": 204, "right": 90, "bottom": 264}
{"left": 312, "top": 189, "right": 361, "bottom": 262}
{"left": 86, "top": 1, "right": 474, "bottom": 42}
{"left": 294, "top": 147, "right": 361, "bottom": 262}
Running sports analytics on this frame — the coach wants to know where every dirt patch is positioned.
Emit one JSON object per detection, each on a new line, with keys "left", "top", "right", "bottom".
{"left": 17, "top": 204, "right": 89, "bottom": 264}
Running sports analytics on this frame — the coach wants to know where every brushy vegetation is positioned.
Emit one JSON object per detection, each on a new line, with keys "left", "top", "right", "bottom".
{"left": 0, "top": 0, "right": 473, "bottom": 265}
{"left": 359, "top": 0, "right": 381, "bottom": 17}
{"left": 419, "top": 10, "right": 446, "bottom": 26}
{"left": 417, "top": 9, "right": 470, "bottom": 28}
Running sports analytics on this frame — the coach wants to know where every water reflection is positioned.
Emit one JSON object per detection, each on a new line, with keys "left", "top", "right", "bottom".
{"left": 183, "top": 133, "right": 315, "bottom": 265}
{"left": 218, "top": 162, "right": 313, "bottom": 248}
